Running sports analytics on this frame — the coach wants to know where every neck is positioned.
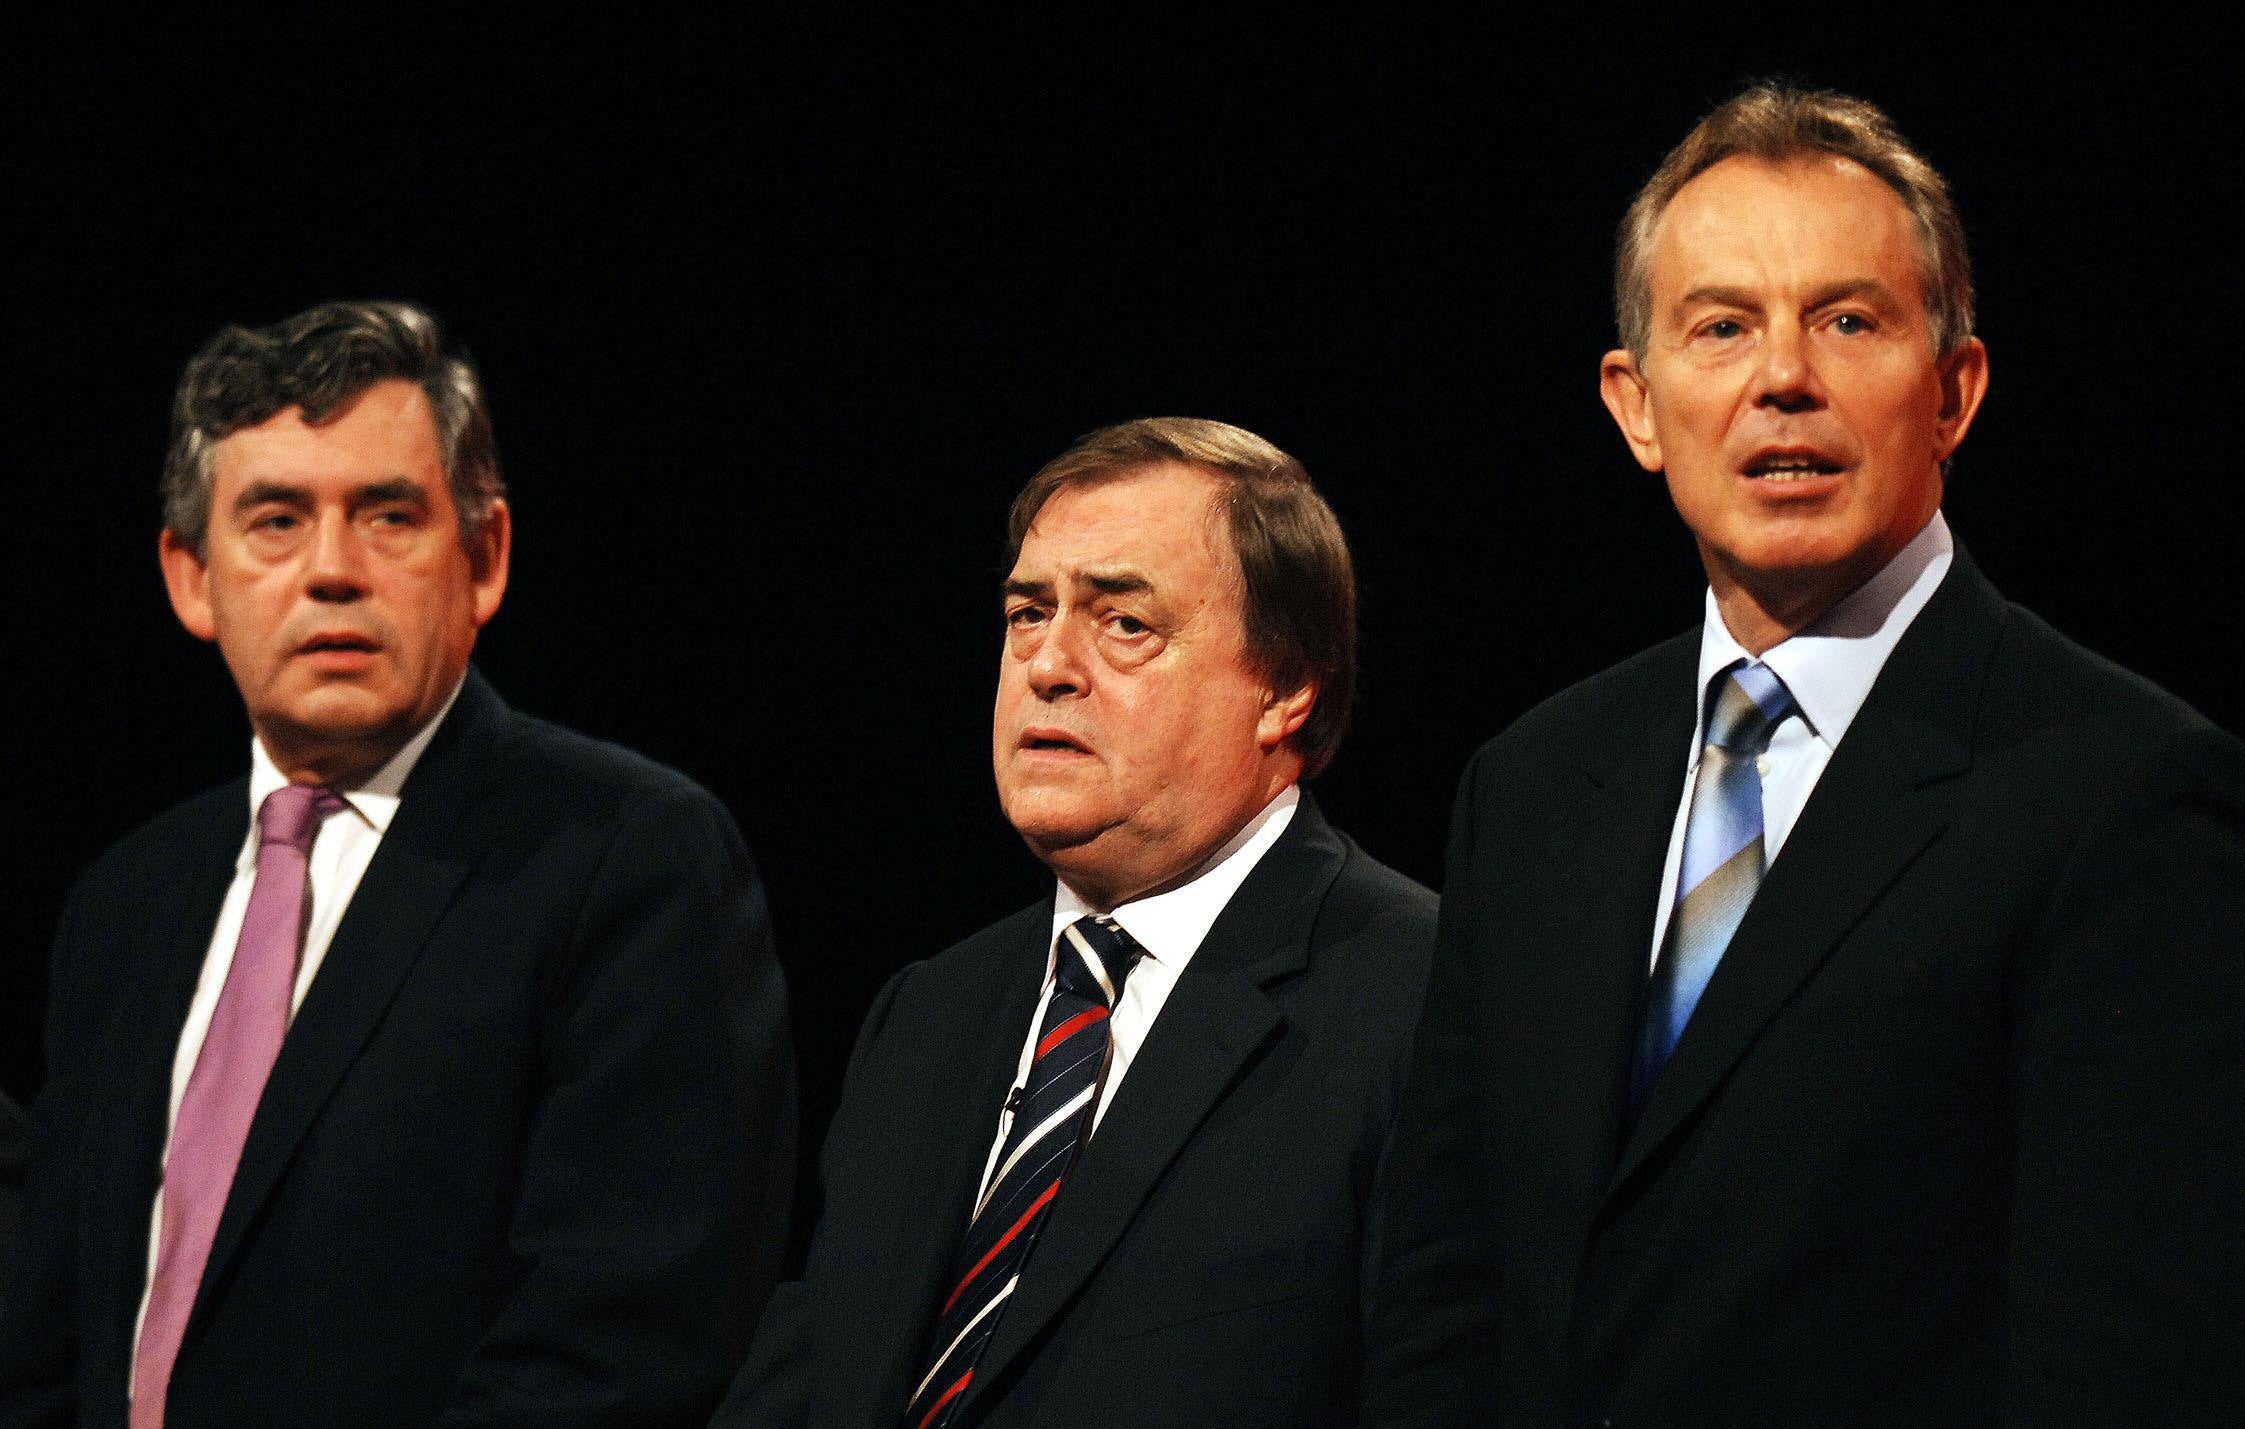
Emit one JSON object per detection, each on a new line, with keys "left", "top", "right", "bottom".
{"left": 1050, "top": 774, "right": 1298, "bottom": 914}
{"left": 1705, "top": 545, "right": 1904, "bottom": 657}
{"left": 257, "top": 725, "right": 412, "bottom": 791}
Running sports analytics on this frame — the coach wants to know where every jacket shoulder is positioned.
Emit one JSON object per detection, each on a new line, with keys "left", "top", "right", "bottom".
{"left": 1466, "top": 631, "right": 1697, "bottom": 774}
{"left": 490, "top": 707, "right": 727, "bottom": 809}
{"left": 1984, "top": 601, "right": 2227, "bottom": 746}
{"left": 70, "top": 780, "right": 243, "bottom": 898}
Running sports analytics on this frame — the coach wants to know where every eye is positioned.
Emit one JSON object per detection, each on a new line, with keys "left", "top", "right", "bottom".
{"left": 1105, "top": 613, "right": 1150, "bottom": 638}
{"left": 252, "top": 511, "right": 299, "bottom": 532}
{"left": 1005, "top": 604, "right": 1048, "bottom": 629}
{"left": 1704, "top": 318, "right": 1745, "bottom": 341}
{"left": 1830, "top": 312, "right": 1874, "bottom": 336}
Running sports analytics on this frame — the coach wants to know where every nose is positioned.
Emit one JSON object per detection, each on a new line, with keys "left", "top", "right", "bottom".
{"left": 1025, "top": 611, "right": 1089, "bottom": 701}
{"left": 303, "top": 511, "right": 371, "bottom": 602}
{"left": 1751, "top": 318, "right": 1824, "bottom": 415}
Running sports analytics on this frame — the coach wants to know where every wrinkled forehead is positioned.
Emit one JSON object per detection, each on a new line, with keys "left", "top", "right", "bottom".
{"left": 1649, "top": 154, "right": 1925, "bottom": 298}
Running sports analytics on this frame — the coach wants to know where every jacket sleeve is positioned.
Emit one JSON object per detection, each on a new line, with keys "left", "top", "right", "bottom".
{"left": 710, "top": 962, "right": 917, "bottom": 1429}
{"left": 1365, "top": 745, "right": 1504, "bottom": 1427}
{"left": 432, "top": 779, "right": 796, "bottom": 1429}
{"left": 0, "top": 884, "right": 97, "bottom": 1429}
{"left": 2001, "top": 723, "right": 2245, "bottom": 1427}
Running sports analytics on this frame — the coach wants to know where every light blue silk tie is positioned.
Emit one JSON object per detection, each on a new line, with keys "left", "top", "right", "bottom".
{"left": 1635, "top": 661, "right": 1797, "bottom": 1103}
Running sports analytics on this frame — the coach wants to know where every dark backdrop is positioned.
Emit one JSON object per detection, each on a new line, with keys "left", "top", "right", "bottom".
{"left": 7, "top": 18, "right": 2237, "bottom": 1238}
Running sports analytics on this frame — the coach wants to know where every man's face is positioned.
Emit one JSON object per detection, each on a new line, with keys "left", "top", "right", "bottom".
{"left": 1601, "top": 154, "right": 1987, "bottom": 625}
{"left": 993, "top": 463, "right": 1311, "bottom": 910}
{"left": 160, "top": 378, "right": 510, "bottom": 783}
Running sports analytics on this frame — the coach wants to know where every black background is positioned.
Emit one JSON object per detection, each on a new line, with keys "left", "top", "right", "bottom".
{"left": 7, "top": 18, "right": 2238, "bottom": 1210}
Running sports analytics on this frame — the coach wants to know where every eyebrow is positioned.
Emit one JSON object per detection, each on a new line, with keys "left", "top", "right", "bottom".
{"left": 1676, "top": 278, "right": 1899, "bottom": 314}
{"left": 229, "top": 476, "right": 431, "bottom": 514}
{"left": 1000, "top": 569, "right": 1156, "bottom": 600}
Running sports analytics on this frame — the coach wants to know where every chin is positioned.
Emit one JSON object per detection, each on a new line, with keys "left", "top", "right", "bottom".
{"left": 1002, "top": 799, "right": 1113, "bottom": 856}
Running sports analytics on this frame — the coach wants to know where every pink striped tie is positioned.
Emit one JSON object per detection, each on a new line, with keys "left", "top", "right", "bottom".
{"left": 131, "top": 783, "right": 344, "bottom": 1428}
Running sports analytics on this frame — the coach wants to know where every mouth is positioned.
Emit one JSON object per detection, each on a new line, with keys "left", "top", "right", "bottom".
{"left": 297, "top": 633, "right": 381, "bottom": 657}
{"left": 1018, "top": 727, "right": 1092, "bottom": 756}
{"left": 1742, "top": 448, "right": 1845, "bottom": 482}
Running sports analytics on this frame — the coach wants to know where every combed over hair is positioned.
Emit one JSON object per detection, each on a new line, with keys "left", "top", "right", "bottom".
{"left": 162, "top": 301, "right": 504, "bottom": 556}
{"left": 1615, "top": 83, "right": 1975, "bottom": 361}
{"left": 1007, "top": 417, "right": 1358, "bottom": 778}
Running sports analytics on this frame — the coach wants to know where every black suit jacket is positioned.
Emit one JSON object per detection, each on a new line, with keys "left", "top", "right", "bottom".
{"left": 1371, "top": 552, "right": 2245, "bottom": 1428}
{"left": 720, "top": 794, "right": 1435, "bottom": 1429}
{"left": 0, "top": 671, "right": 796, "bottom": 1429}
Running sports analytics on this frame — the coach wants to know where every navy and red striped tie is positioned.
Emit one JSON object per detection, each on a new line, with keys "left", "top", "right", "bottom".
{"left": 902, "top": 915, "right": 1136, "bottom": 1429}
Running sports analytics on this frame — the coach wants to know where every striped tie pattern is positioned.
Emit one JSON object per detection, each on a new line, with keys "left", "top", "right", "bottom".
{"left": 902, "top": 916, "right": 1137, "bottom": 1429}
{"left": 1635, "top": 662, "right": 1797, "bottom": 1103}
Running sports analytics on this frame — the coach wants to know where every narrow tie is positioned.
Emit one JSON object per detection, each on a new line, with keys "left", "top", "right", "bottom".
{"left": 902, "top": 916, "right": 1136, "bottom": 1429}
{"left": 1635, "top": 663, "right": 1796, "bottom": 1104}
{"left": 132, "top": 783, "right": 345, "bottom": 1428}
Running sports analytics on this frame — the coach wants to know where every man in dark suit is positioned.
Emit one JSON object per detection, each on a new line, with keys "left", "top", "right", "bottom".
{"left": 1371, "top": 85, "right": 2245, "bottom": 1427}
{"left": 717, "top": 418, "right": 1435, "bottom": 1428}
{"left": 0, "top": 302, "right": 794, "bottom": 1429}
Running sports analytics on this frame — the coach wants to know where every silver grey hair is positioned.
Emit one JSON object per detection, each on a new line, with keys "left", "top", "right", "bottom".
{"left": 162, "top": 301, "right": 504, "bottom": 558}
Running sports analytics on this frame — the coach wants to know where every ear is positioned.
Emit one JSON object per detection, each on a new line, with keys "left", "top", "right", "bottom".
{"left": 1932, "top": 337, "right": 1989, "bottom": 463}
{"left": 1257, "top": 681, "right": 1316, "bottom": 753}
{"left": 469, "top": 499, "right": 512, "bottom": 628}
{"left": 159, "top": 528, "right": 218, "bottom": 643}
{"left": 1599, "top": 348, "right": 1664, "bottom": 473}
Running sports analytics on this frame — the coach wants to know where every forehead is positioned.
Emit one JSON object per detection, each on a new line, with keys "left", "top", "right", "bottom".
{"left": 1014, "top": 463, "right": 1233, "bottom": 584}
{"left": 1648, "top": 154, "right": 1924, "bottom": 303}
{"left": 209, "top": 378, "right": 446, "bottom": 492}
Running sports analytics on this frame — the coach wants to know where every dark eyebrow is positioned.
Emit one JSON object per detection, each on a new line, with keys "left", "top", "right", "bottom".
{"left": 1001, "top": 570, "right": 1156, "bottom": 601}
{"left": 232, "top": 480, "right": 313, "bottom": 513}
{"left": 230, "top": 476, "right": 432, "bottom": 516}
{"left": 1080, "top": 571, "right": 1153, "bottom": 598}
{"left": 353, "top": 478, "right": 431, "bottom": 506}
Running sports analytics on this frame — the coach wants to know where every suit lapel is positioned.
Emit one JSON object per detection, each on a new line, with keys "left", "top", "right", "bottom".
{"left": 846, "top": 909, "right": 1050, "bottom": 1427}
{"left": 965, "top": 797, "right": 1344, "bottom": 1403}
{"left": 85, "top": 794, "right": 244, "bottom": 1396}
{"left": 191, "top": 675, "right": 501, "bottom": 1322}
{"left": 1530, "top": 642, "right": 1698, "bottom": 1261}
{"left": 1611, "top": 557, "right": 1999, "bottom": 1192}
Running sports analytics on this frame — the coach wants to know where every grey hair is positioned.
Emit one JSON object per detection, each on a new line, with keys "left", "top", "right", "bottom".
{"left": 162, "top": 301, "right": 504, "bottom": 557}
{"left": 1615, "top": 83, "right": 1975, "bottom": 363}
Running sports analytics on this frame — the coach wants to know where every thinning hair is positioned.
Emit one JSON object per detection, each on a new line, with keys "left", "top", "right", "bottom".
{"left": 1008, "top": 417, "right": 1358, "bottom": 778}
{"left": 162, "top": 301, "right": 504, "bottom": 557}
{"left": 1615, "top": 83, "right": 1974, "bottom": 362}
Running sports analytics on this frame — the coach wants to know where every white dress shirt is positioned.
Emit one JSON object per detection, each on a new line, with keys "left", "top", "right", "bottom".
{"left": 972, "top": 785, "right": 1300, "bottom": 1205}
{"left": 133, "top": 679, "right": 463, "bottom": 1369}
{"left": 1648, "top": 513, "right": 1954, "bottom": 968}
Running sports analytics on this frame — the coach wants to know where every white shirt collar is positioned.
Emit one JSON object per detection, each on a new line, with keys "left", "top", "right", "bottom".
{"left": 245, "top": 675, "right": 467, "bottom": 841}
{"left": 1048, "top": 784, "right": 1301, "bottom": 971}
{"left": 1694, "top": 511, "right": 1954, "bottom": 755}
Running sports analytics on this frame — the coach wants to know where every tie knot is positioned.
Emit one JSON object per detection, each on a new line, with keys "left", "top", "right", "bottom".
{"left": 258, "top": 784, "right": 346, "bottom": 853}
{"left": 1705, "top": 662, "right": 1796, "bottom": 755}
{"left": 1056, "top": 917, "right": 1136, "bottom": 1009}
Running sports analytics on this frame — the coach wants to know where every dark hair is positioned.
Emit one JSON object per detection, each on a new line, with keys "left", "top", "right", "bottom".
{"left": 1616, "top": 83, "right": 1974, "bottom": 361}
{"left": 162, "top": 301, "right": 504, "bottom": 556}
{"left": 1007, "top": 417, "right": 1358, "bottom": 777}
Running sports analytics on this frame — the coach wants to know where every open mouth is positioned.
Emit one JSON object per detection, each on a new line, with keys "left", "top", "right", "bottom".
{"left": 1743, "top": 452, "right": 1843, "bottom": 482}
{"left": 1020, "top": 729, "right": 1090, "bottom": 754}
